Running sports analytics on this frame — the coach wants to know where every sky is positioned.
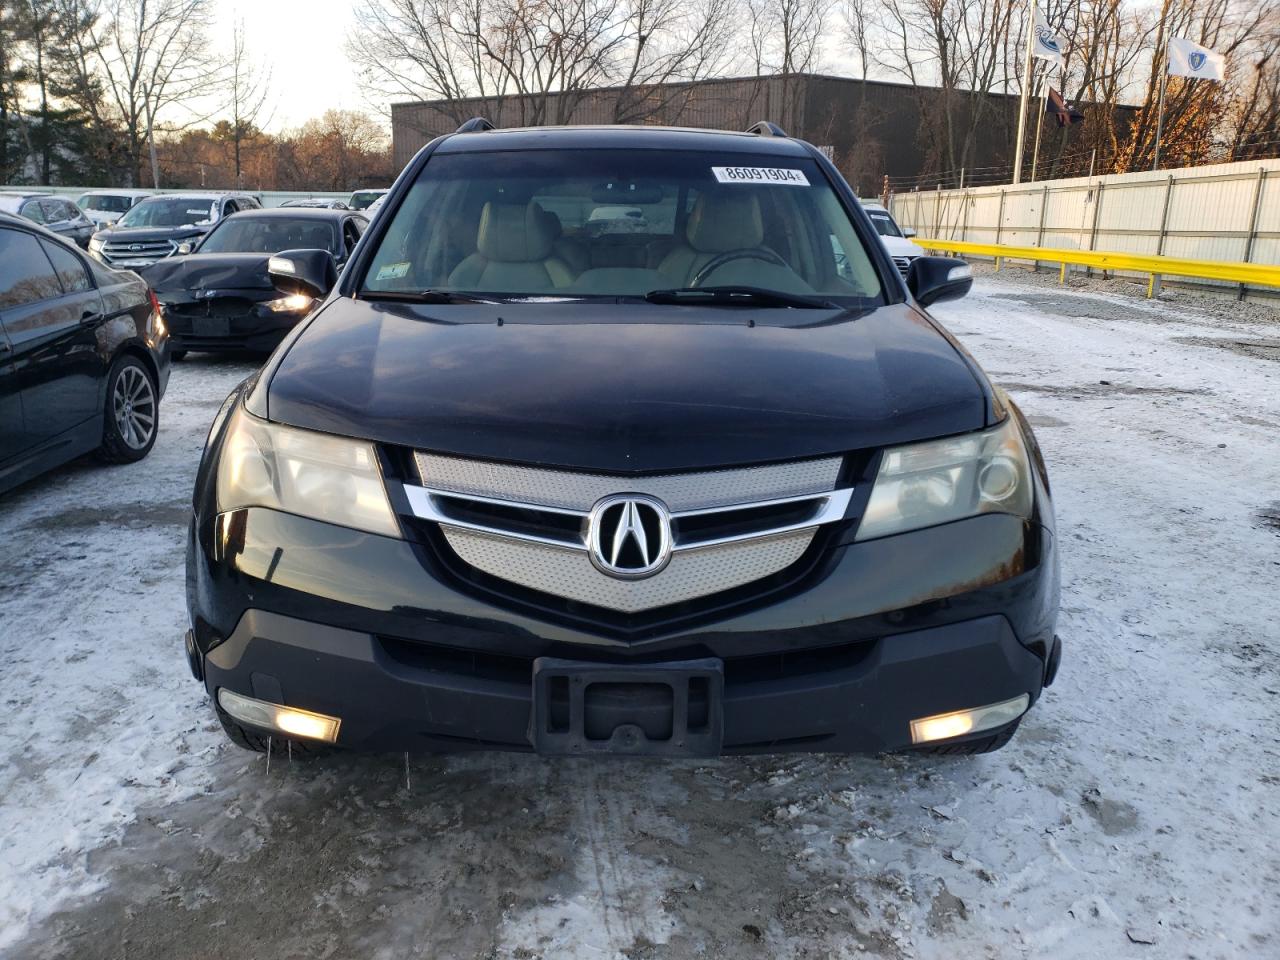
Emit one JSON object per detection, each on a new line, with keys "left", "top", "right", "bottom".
{"left": 215, "top": 0, "right": 372, "bottom": 131}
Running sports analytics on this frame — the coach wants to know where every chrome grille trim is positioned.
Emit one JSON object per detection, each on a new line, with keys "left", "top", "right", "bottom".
{"left": 892, "top": 255, "right": 915, "bottom": 279}
{"left": 403, "top": 484, "right": 854, "bottom": 553}
{"left": 413, "top": 453, "right": 842, "bottom": 512}
{"left": 400, "top": 454, "right": 852, "bottom": 613}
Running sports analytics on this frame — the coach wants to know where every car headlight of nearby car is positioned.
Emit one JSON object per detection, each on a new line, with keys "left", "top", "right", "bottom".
{"left": 855, "top": 417, "right": 1033, "bottom": 541}
{"left": 216, "top": 406, "right": 399, "bottom": 536}
{"left": 88, "top": 236, "right": 104, "bottom": 252}
{"left": 263, "top": 293, "right": 314, "bottom": 313}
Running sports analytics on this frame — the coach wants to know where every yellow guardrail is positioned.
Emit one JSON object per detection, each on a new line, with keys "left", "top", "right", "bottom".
{"left": 916, "top": 238, "right": 1280, "bottom": 298}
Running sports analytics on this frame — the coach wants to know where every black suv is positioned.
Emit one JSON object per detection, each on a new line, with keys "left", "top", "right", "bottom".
{"left": 187, "top": 121, "right": 1060, "bottom": 759}
{"left": 1, "top": 213, "right": 169, "bottom": 494}
{"left": 88, "top": 192, "right": 262, "bottom": 269}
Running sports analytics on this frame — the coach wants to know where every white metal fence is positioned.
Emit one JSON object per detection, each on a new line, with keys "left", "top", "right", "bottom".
{"left": 889, "top": 159, "right": 1280, "bottom": 293}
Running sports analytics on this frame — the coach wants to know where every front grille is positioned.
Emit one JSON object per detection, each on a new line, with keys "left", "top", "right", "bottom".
{"left": 892, "top": 255, "right": 915, "bottom": 278}
{"left": 102, "top": 239, "right": 175, "bottom": 264}
{"left": 399, "top": 454, "right": 851, "bottom": 615}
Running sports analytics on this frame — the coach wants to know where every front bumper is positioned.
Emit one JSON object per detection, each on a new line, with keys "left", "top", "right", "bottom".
{"left": 164, "top": 307, "right": 304, "bottom": 353}
{"left": 187, "top": 505, "right": 1059, "bottom": 755}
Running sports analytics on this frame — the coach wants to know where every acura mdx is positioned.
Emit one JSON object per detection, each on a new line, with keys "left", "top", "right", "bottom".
{"left": 186, "top": 121, "right": 1060, "bottom": 759}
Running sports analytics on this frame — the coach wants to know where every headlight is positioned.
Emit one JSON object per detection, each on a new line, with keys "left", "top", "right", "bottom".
{"left": 855, "top": 418, "right": 1032, "bottom": 541}
{"left": 89, "top": 236, "right": 104, "bottom": 252}
{"left": 263, "top": 293, "right": 314, "bottom": 313}
{"left": 216, "top": 406, "right": 399, "bottom": 537}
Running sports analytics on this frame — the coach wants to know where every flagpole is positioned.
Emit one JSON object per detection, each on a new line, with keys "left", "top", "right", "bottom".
{"left": 1152, "top": 45, "right": 1168, "bottom": 171}
{"left": 1031, "top": 68, "right": 1049, "bottom": 181}
{"left": 1012, "top": 0, "right": 1036, "bottom": 184}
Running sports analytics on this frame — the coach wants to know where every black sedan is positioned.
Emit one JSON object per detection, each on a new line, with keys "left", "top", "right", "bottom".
{"left": 0, "top": 192, "right": 96, "bottom": 248}
{"left": 145, "top": 208, "right": 367, "bottom": 358}
{"left": 0, "top": 212, "right": 169, "bottom": 495}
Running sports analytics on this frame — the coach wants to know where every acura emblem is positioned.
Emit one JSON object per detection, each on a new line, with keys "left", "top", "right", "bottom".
{"left": 588, "top": 494, "right": 672, "bottom": 579}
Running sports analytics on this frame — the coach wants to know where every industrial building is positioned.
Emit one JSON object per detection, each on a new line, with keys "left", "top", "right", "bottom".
{"left": 390, "top": 73, "right": 1028, "bottom": 194}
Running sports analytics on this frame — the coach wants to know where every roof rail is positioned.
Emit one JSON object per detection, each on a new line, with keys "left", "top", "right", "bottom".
{"left": 746, "top": 120, "right": 788, "bottom": 137}
{"left": 456, "top": 117, "right": 495, "bottom": 133}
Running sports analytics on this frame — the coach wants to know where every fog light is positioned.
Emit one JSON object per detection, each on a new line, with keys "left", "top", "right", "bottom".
{"left": 909, "top": 694, "right": 1029, "bottom": 745}
{"left": 217, "top": 688, "right": 341, "bottom": 743}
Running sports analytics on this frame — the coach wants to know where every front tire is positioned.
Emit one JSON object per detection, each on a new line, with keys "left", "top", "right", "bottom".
{"left": 99, "top": 354, "right": 158, "bottom": 463}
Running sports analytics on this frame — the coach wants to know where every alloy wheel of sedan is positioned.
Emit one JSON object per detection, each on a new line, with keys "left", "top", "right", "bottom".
{"left": 112, "top": 364, "right": 156, "bottom": 450}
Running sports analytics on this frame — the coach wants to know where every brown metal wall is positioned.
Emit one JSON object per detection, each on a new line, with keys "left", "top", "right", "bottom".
{"left": 390, "top": 74, "right": 1019, "bottom": 188}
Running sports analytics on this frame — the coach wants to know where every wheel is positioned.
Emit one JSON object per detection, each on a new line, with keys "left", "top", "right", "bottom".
{"left": 99, "top": 354, "right": 158, "bottom": 463}
{"left": 214, "top": 701, "right": 332, "bottom": 759}
{"left": 170, "top": 349, "right": 187, "bottom": 361}
{"left": 912, "top": 719, "right": 1020, "bottom": 756}
{"left": 689, "top": 246, "right": 789, "bottom": 287}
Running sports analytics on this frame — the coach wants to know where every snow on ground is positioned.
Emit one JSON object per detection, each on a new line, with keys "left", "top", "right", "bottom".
{"left": 1, "top": 270, "right": 1278, "bottom": 959}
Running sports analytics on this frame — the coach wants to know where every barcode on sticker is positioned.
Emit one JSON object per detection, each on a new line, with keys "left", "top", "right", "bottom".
{"left": 712, "top": 166, "right": 809, "bottom": 186}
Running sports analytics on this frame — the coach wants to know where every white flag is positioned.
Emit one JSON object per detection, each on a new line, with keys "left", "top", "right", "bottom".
{"left": 1167, "top": 38, "right": 1226, "bottom": 81}
{"left": 1032, "top": 8, "right": 1065, "bottom": 65}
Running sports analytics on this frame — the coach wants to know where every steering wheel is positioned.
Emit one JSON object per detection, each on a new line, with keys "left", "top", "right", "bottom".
{"left": 689, "top": 247, "right": 788, "bottom": 287}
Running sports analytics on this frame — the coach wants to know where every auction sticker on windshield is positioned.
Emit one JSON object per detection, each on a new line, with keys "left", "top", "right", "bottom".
{"left": 712, "top": 167, "right": 809, "bottom": 186}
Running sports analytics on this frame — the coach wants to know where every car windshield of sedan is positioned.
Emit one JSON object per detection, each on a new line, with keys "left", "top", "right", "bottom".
{"left": 118, "top": 197, "right": 217, "bottom": 228}
{"left": 361, "top": 150, "right": 883, "bottom": 304}
{"left": 198, "top": 216, "right": 337, "bottom": 255}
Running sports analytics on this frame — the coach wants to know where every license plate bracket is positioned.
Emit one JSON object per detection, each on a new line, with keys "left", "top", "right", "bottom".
{"left": 531, "top": 657, "right": 724, "bottom": 757}
{"left": 193, "top": 316, "right": 230, "bottom": 337}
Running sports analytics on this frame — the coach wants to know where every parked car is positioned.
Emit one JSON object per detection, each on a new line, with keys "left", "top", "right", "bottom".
{"left": 861, "top": 200, "right": 926, "bottom": 278}
{"left": 146, "top": 208, "right": 367, "bottom": 358}
{"left": 347, "top": 188, "right": 387, "bottom": 210}
{"left": 76, "top": 189, "right": 153, "bottom": 228}
{"left": 187, "top": 121, "right": 1059, "bottom": 760}
{"left": 280, "top": 198, "right": 349, "bottom": 209}
{"left": 0, "top": 213, "right": 169, "bottom": 494}
{"left": 88, "top": 192, "right": 262, "bottom": 270}
{"left": 0, "top": 191, "right": 96, "bottom": 248}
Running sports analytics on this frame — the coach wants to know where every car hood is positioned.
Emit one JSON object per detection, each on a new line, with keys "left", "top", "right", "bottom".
{"left": 145, "top": 253, "right": 275, "bottom": 293}
{"left": 264, "top": 299, "right": 992, "bottom": 473}
{"left": 94, "top": 224, "right": 210, "bottom": 244}
{"left": 879, "top": 235, "right": 926, "bottom": 258}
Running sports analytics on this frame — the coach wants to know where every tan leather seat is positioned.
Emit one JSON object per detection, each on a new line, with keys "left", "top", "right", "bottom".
{"left": 658, "top": 193, "right": 764, "bottom": 286}
{"left": 539, "top": 209, "right": 590, "bottom": 277}
{"left": 448, "top": 201, "right": 573, "bottom": 291}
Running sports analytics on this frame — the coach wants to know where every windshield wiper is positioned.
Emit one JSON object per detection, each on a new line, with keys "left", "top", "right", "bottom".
{"left": 361, "top": 289, "right": 503, "bottom": 304}
{"left": 642, "top": 286, "right": 837, "bottom": 309}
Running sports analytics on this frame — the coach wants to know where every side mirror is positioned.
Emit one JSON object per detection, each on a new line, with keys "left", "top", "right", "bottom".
{"left": 907, "top": 256, "right": 972, "bottom": 307}
{"left": 268, "top": 248, "right": 337, "bottom": 299}
{"left": 901, "top": 227, "right": 917, "bottom": 238}
{"left": 176, "top": 241, "right": 194, "bottom": 255}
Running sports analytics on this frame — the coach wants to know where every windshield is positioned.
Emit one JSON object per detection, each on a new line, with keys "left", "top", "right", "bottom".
{"left": 198, "top": 216, "right": 337, "bottom": 254}
{"left": 80, "top": 194, "right": 134, "bottom": 213}
{"left": 119, "top": 197, "right": 217, "bottom": 228}
{"left": 350, "top": 191, "right": 383, "bottom": 210}
{"left": 866, "top": 209, "right": 903, "bottom": 238}
{"left": 361, "top": 150, "right": 882, "bottom": 303}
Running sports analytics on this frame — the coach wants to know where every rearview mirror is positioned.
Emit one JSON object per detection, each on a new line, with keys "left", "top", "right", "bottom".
{"left": 907, "top": 256, "right": 972, "bottom": 307}
{"left": 901, "top": 227, "right": 917, "bottom": 238}
{"left": 268, "top": 248, "right": 337, "bottom": 299}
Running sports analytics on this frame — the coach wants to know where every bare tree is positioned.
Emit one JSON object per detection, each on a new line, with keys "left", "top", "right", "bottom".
{"left": 223, "top": 18, "right": 271, "bottom": 186}
{"left": 88, "top": 0, "right": 222, "bottom": 187}
{"left": 351, "top": 0, "right": 742, "bottom": 134}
